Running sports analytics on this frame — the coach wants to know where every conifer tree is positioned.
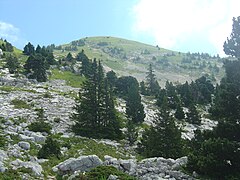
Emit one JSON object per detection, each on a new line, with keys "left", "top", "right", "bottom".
{"left": 223, "top": 16, "right": 240, "bottom": 59}
{"left": 23, "top": 42, "right": 35, "bottom": 55}
{"left": 72, "top": 59, "right": 122, "bottom": 140}
{"left": 5, "top": 55, "right": 20, "bottom": 74}
{"left": 126, "top": 83, "right": 145, "bottom": 124}
{"left": 175, "top": 103, "right": 185, "bottom": 120}
{"left": 138, "top": 96, "right": 183, "bottom": 158}
{"left": 24, "top": 54, "right": 47, "bottom": 82}
{"left": 77, "top": 50, "right": 92, "bottom": 77}
{"left": 146, "top": 64, "right": 160, "bottom": 95}
{"left": 187, "top": 104, "right": 201, "bottom": 125}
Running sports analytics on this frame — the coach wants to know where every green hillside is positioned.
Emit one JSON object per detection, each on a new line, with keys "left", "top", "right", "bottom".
{"left": 53, "top": 36, "right": 224, "bottom": 86}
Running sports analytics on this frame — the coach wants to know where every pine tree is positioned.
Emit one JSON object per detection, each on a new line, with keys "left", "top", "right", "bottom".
{"left": 175, "top": 103, "right": 185, "bottom": 120}
{"left": 146, "top": 64, "right": 160, "bottom": 95}
{"left": 5, "top": 55, "right": 20, "bottom": 74}
{"left": 223, "top": 16, "right": 240, "bottom": 59}
{"left": 23, "top": 42, "right": 35, "bottom": 55}
{"left": 138, "top": 96, "right": 183, "bottom": 158}
{"left": 24, "top": 54, "right": 47, "bottom": 82}
{"left": 187, "top": 104, "right": 201, "bottom": 125}
{"left": 126, "top": 83, "right": 145, "bottom": 124}
{"left": 126, "top": 120, "right": 138, "bottom": 146}
{"left": 72, "top": 59, "right": 122, "bottom": 140}
{"left": 77, "top": 49, "right": 92, "bottom": 77}
{"left": 140, "top": 81, "right": 147, "bottom": 95}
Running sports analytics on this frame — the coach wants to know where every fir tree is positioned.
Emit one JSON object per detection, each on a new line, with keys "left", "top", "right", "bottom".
{"left": 146, "top": 64, "right": 160, "bottom": 95}
{"left": 126, "top": 83, "right": 145, "bottom": 124}
{"left": 187, "top": 104, "right": 201, "bottom": 125}
{"left": 5, "top": 55, "right": 20, "bottom": 74}
{"left": 138, "top": 96, "right": 183, "bottom": 158}
{"left": 24, "top": 54, "right": 47, "bottom": 82}
{"left": 23, "top": 42, "right": 35, "bottom": 55}
{"left": 72, "top": 59, "right": 122, "bottom": 140}
{"left": 175, "top": 103, "right": 185, "bottom": 120}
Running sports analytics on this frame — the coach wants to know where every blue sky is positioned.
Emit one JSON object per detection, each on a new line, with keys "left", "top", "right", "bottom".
{"left": 0, "top": 0, "right": 239, "bottom": 56}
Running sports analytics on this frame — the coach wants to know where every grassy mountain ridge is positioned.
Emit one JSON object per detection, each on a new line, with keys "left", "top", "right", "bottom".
{"left": 54, "top": 36, "right": 224, "bottom": 86}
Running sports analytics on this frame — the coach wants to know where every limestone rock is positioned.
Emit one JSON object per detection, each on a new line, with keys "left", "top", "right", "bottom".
{"left": 53, "top": 155, "right": 102, "bottom": 174}
{"left": 11, "top": 159, "right": 43, "bottom": 176}
{"left": 18, "top": 141, "right": 31, "bottom": 150}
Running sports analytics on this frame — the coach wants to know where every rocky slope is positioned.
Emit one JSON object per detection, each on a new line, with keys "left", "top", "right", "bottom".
{"left": 0, "top": 67, "right": 219, "bottom": 179}
{"left": 0, "top": 69, "right": 205, "bottom": 179}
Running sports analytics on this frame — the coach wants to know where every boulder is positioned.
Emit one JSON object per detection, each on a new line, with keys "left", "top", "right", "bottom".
{"left": 18, "top": 141, "right": 31, "bottom": 150}
{"left": 19, "top": 134, "right": 35, "bottom": 141}
{"left": 11, "top": 159, "right": 43, "bottom": 176}
{"left": 172, "top": 156, "right": 188, "bottom": 170}
{"left": 0, "top": 162, "right": 6, "bottom": 173}
{"left": 119, "top": 159, "right": 136, "bottom": 175}
{"left": 31, "top": 132, "right": 46, "bottom": 143}
{"left": 53, "top": 155, "right": 102, "bottom": 174}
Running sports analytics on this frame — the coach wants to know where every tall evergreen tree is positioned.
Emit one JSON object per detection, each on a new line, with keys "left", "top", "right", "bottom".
{"left": 146, "top": 64, "right": 160, "bottom": 95}
{"left": 187, "top": 17, "right": 240, "bottom": 179}
{"left": 24, "top": 54, "right": 47, "bottom": 82}
{"left": 77, "top": 49, "right": 92, "bottom": 77}
{"left": 223, "top": 16, "right": 240, "bottom": 59}
{"left": 23, "top": 42, "right": 35, "bottom": 55}
{"left": 72, "top": 59, "right": 122, "bottom": 140}
{"left": 138, "top": 96, "right": 183, "bottom": 158}
{"left": 126, "top": 83, "right": 145, "bottom": 124}
{"left": 187, "top": 104, "right": 201, "bottom": 125}
{"left": 5, "top": 55, "right": 20, "bottom": 74}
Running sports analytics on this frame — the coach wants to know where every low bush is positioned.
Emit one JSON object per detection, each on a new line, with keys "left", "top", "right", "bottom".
{"left": 38, "top": 136, "right": 61, "bottom": 159}
{"left": 28, "top": 121, "right": 52, "bottom": 134}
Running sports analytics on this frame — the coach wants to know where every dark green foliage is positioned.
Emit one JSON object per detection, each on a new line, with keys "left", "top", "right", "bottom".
{"left": 72, "top": 59, "right": 122, "bottom": 140}
{"left": 0, "top": 134, "right": 6, "bottom": 147}
{"left": 28, "top": 108, "right": 52, "bottom": 134}
{"left": 126, "top": 83, "right": 145, "bottom": 124}
{"left": 116, "top": 76, "right": 139, "bottom": 98}
{"left": 23, "top": 42, "right": 35, "bottom": 55}
{"left": 191, "top": 76, "right": 214, "bottom": 104}
{"left": 187, "top": 20, "right": 240, "bottom": 179}
{"left": 187, "top": 104, "right": 201, "bottom": 125}
{"left": 0, "top": 39, "right": 13, "bottom": 52}
{"left": 28, "top": 121, "right": 52, "bottom": 134}
{"left": 5, "top": 55, "right": 20, "bottom": 74}
{"left": 65, "top": 52, "right": 74, "bottom": 62}
{"left": 187, "top": 137, "right": 240, "bottom": 179}
{"left": 175, "top": 104, "right": 185, "bottom": 120}
{"left": 176, "top": 81, "right": 193, "bottom": 107}
{"left": 106, "top": 70, "right": 118, "bottom": 90}
{"left": 211, "top": 60, "right": 240, "bottom": 121}
{"left": 176, "top": 76, "right": 214, "bottom": 106}
{"left": 145, "top": 64, "right": 160, "bottom": 95}
{"left": 140, "top": 81, "right": 147, "bottom": 95}
{"left": 85, "top": 166, "right": 136, "bottom": 180}
{"left": 223, "top": 16, "right": 240, "bottom": 59}
{"left": 38, "top": 136, "right": 61, "bottom": 159}
{"left": 126, "top": 120, "right": 138, "bottom": 145}
{"left": 138, "top": 97, "right": 183, "bottom": 158}
{"left": 24, "top": 54, "right": 47, "bottom": 82}
{"left": 77, "top": 49, "right": 92, "bottom": 77}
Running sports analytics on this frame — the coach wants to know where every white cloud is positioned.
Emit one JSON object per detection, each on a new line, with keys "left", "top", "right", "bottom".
{"left": 0, "top": 21, "right": 20, "bottom": 43}
{"left": 132, "top": 0, "right": 240, "bottom": 55}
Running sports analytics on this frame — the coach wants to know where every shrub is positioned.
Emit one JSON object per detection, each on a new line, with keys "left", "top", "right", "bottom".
{"left": 28, "top": 121, "right": 52, "bottom": 134}
{"left": 10, "top": 99, "right": 30, "bottom": 109}
{"left": 38, "top": 136, "right": 61, "bottom": 159}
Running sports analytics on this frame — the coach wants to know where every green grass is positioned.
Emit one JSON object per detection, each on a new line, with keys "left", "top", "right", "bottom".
{"left": 10, "top": 98, "right": 31, "bottom": 109}
{"left": 49, "top": 69, "right": 85, "bottom": 88}
{"left": 0, "top": 86, "right": 37, "bottom": 93}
